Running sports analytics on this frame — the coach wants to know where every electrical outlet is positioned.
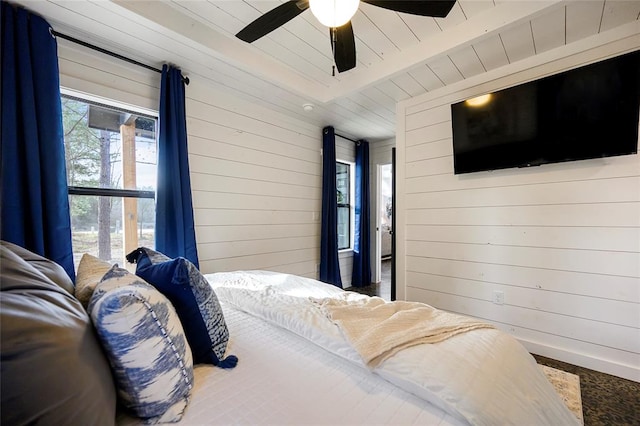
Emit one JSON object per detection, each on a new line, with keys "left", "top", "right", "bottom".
{"left": 492, "top": 290, "right": 505, "bottom": 305}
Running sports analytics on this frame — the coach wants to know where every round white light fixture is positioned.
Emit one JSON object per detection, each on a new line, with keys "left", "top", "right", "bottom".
{"left": 309, "top": 0, "right": 360, "bottom": 28}
{"left": 303, "top": 103, "right": 314, "bottom": 112}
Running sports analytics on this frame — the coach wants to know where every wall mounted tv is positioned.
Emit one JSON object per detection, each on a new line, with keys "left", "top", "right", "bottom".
{"left": 451, "top": 50, "right": 639, "bottom": 175}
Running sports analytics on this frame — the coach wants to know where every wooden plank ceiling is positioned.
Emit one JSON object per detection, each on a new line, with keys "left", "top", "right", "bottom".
{"left": 13, "top": 0, "right": 640, "bottom": 141}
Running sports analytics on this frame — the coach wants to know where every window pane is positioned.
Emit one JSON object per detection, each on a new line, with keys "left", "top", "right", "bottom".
{"left": 69, "top": 195, "right": 155, "bottom": 271}
{"left": 62, "top": 97, "right": 157, "bottom": 191}
{"left": 337, "top": 206, "right": 350, "bottom": 250}
{"left": 336, "top": 162, "right": 349, "bottom": 204}
{"left": 62, "top": 97, "right": 158, "bottom": 272}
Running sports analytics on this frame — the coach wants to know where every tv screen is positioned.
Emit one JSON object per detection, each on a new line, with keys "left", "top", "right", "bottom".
{"left": 451, "top": 50, "right": 640, "bottom": 174}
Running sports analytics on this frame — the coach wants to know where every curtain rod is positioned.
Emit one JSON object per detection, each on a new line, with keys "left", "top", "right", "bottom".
{"left": 51, "top": 30, "right": 190, "bottom": 85}
{"left": 335, "top": 132, "right": 359, "bottom": 144}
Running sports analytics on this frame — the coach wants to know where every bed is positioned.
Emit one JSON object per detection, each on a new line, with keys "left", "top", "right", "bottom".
{"left": 121, "top": 270, "right": 579, "bottom": 426}
{"left": 1, "top": 241, "right": 579, "bottom": 425}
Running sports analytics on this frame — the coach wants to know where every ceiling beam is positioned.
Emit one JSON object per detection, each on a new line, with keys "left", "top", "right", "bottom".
{"left": 109, "top": 0, "right": 565, "bottom": 106}
{"left": 111, "top": 0, "right": 328, "bottom": 100}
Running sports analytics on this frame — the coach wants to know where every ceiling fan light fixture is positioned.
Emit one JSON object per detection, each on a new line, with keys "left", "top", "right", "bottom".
{"left": 309, "top": 0, "right": 360, "bottom": 28}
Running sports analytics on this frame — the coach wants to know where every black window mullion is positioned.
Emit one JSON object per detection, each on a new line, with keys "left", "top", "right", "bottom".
{"left": 68, "top": 186, "right": 155, "bottom": 199}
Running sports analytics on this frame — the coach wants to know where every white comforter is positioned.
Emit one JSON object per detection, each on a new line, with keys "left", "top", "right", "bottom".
{"left": 207, "top": 270, "right": 580, "bottom": 426}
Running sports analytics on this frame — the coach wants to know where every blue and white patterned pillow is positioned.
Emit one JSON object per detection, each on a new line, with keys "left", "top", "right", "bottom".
{"left": 127, "top": 248, "right": 236, "bottom": 368}
{"left": 89, "top": 265, "right": 193, "bottom": 423}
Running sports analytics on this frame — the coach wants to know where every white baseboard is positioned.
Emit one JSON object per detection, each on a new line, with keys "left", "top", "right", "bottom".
{"left": 520, "top": 339, "right": 640, "bottom": 383}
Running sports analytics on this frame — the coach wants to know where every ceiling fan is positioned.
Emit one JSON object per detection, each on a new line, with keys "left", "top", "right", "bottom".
{"left": 236, "top": 0, "right": 456, "bottom": 74}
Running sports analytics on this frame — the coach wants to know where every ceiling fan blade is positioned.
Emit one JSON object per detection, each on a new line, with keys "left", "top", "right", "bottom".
{"left": 236, "top": 0, "right": 309, "bottom": 43}
{"left": 362, "top": 0, "right": 456, "bottom": 18}
{"left": 332, "top": 22, "right": 356, "bottom": 73}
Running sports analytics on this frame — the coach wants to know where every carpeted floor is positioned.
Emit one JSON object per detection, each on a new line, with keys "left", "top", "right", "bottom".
{"left": 346, "top": 262, "right": 640, "bottom": 426}
{"left": 533, "top": 354, "right": 640, "bottom": 426}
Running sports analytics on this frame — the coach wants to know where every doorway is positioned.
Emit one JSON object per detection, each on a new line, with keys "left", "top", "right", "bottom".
{"left": 376, "top": 162, "right": 393, "bottom": 300}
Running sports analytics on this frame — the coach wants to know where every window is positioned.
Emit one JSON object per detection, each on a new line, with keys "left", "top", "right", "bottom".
{"left": 61, "top": 95, "right": 158, "bottom": 271}
{"left": 336, "top": 161, "right": 354, "bottom": 250}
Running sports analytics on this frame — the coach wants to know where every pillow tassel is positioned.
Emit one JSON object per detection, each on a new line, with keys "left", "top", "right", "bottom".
{"left": 217, "top": 355, "right": 238, "bottom": 369}
{"left": 125, "top": 248, "right": 144, "bottom": 264}
{"left": 209, "top": 351, "right": 238, "bottom": 369}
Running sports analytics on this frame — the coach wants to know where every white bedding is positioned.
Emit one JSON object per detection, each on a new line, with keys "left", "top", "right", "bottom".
{"left": 207, "top": 270, "right": 580, "bottom": 426}
{"left": 118, "top": 284, "right": 461, "bottom": 425}
{"left": 118, "top": 270, "right": 578, "bottom": 425}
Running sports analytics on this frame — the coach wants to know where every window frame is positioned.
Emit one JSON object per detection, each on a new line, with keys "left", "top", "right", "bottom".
{"left": 61, "top": 92, "right": 159, "bottom": 268}
{"left": 336, "top": 160, "right": 355, "bottom": 252}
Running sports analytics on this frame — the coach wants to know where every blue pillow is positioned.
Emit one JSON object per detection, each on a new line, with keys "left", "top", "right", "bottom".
{"left": 127, "top": 248, "right": 237, "bottom": 368}
{"left": 88, "top": 265, "right": 193, "bottom": 423}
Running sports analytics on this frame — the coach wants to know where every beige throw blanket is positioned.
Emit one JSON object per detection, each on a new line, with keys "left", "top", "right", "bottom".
{"left": 312, "top": 295, "right": 495, "bottom": 367}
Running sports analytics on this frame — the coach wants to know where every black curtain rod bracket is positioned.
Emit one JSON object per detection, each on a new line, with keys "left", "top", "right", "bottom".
{"left": 51, "top": 30, "right": 189, "bottom": 85}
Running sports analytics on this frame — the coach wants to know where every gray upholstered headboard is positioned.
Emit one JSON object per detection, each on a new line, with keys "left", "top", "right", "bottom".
{"left": 0, "top": 241, "right": 116, "bottom": 426}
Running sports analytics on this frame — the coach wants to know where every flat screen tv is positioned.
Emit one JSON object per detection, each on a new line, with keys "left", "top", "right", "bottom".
{"left": 451, "top": 50, "right": 640, "bottom": 174}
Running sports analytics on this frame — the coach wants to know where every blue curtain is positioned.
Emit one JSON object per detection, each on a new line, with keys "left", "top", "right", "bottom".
{"left": 351, "top": 140, "right": 371, "bottom": 287}
{"left": 1, "top": 2, "right": 75, "bottom": 281}
{"left": 156, "top": 65, "right": 199, "bottom": 268}
{"left": 319, "top": 126, "right": 342, "bottom": 287}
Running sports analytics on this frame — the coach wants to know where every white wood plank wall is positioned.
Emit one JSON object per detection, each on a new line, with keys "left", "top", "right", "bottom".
{"left": 58, "top": 42, "right": 160, "bottom": 113}
{"left": 58, "top": 42, "right": 323, "bottom": 280}
{"left": 371, "top": 138, "right": 394, "bottom": 167}
{"left": 186, "top": 79, "right": 321, "bottom": 279}
{"left": 397, "top": 35, "right": 640, "bottom": 380}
